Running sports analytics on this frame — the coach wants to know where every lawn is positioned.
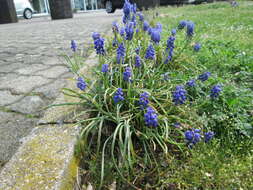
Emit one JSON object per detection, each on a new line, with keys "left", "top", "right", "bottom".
{"left": 152, "top": 0, "right": 253, "bottom": 88}
{"left": 143, "top": 2, "right": 253, "bottom": 189}
{"left": 66, "top": 1, "right": 253, "bottom": 189}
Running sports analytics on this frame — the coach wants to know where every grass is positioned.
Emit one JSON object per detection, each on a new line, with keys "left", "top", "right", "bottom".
{"left": 69, "top": 1, "right": 253, "bottom": 189}
{"left": 142, "top": 1, "right": 253, "bottom": 189}
{"left": 153, "top": 0, "right": 253, "bottom": 89}
{"left": 159, "top": 141, "right": 253, "bottom": 189}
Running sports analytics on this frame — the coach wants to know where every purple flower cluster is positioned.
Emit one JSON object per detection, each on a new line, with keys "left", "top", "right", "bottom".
{"left": 113, "top": 88, "right": 124, "bottom": 103}
{"left": 137, "top": 12, "right": 144, "bottom": 22}
{"left": 131, "top": 15, "right": 137, "bottom": 27}
{"left": 101, "top": 64, "right": 109, "bottom": 73}
{"left": 125, "top": 22, "right": 134, "bottom": 40}
{"left": 147, "top": 28, "right": 151, "bottom": 35}
{"left": 131, "top": 3, "right": 137, "bottom": 14}
{"left": 135, "top": 55, "right": 141, "bottom": 68}
{"left": 112, "top": 37, "right": 118, "bottom": 47}
{"left": 117, "top": 43, "right": 125, "bottom": 64}
{"left": 77, "top": 77, "right": 86, "bottom": 91}
{"left": 198, "top": 72, "right": 211, "bottom": 82}
{"left": 122, "top": 16, "right": 128, "bottom": 25}
{"left": 210, "top": 85, "right": 222, "bottom": 98}
{"left": 120, "top": 27, "right": 125, "bottom": 37}
{"left": 112, "top": 21, "right": 119, "bottom": 33}
{"left": 145, "top": 44, "right": 155, "bottom": 60}
{"left": 178, "top": 20, "right": 187, "bottom": 29}
{"left": 143, "top": 21, "right": 149, "bottom": 31}
{"left": 204, "top": 131, "right": 215, "bottom": 143}
{"left": 71, "top": 40, "right": 77, "bottom": 52}
{"left": 123, "top": 0, "right": 131, "bottom": 23}
{"left": 194, "top": 43, "right": 201, "bottom": 52}
{"left": 178, "top": 20, "right": 195, "bottom": 37}
{"left": 139, "top": 92, "right": 149, "bottom": 109}
{"left": 144, "top": 107, "right": 158, "bottom": 127}
{"left": 186, "top": 79, "right": 196, "bottom": 87}
{"left": 123, "top": 67, "right": 132, "bottom": 82}
{"left": 135, "top": 47, "right": 140, "bottom": 54}
{"left": 155, "top": 23, "right": 162, "bottom": 33}
{"left": 172, "top": 85, "right": 187, "bottom": 105}
{"left": 94, "top": 35, "right": 105, "bottom": 55}
{"left": 92, "top": 32, "right": 100, "bottom": 40}
{"left": 186, "top": 21, "right": 195, "bottom": 37}
{"left": 151, "top": 28, "right": 161, "bottom": 44}
{"left": 185, "top": 129, "right": 201, "bottom": 145}
{"left": 123, "top": 0, "right": 132, "bottom": 16}
{"left": 185, "top": 129, "right": 215, "bottom": 146}
{"left": 171, "top": 29, "right": 177, "bottom": 36}
{"left": 84, "top": 0, "right": 224, "bottom": 150}
{"left": 166, "top": 36, "right": 175, "bottom": 51}
{"left": 165, "top": 36, "right": 175, "bottom": 63}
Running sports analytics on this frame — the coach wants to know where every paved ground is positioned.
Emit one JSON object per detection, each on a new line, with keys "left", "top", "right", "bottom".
{"left": 0, "top": 11, "right": 121, "bottom": 167}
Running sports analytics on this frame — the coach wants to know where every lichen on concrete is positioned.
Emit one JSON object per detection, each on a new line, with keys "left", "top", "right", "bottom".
{"left": 0, "top": 124, "right": 79, "bottom": 190}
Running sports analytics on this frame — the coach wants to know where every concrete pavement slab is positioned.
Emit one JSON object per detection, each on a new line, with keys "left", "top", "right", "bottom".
{"left": 0, "top": 11, "right": 122, "bottom": 167}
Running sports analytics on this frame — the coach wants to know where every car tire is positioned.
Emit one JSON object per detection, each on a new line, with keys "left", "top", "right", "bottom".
{"left": 105, "top": 0, "right": 116, "bottom": 13}
{"left": 23, "top": 8, "right": 33, "bottom": 19}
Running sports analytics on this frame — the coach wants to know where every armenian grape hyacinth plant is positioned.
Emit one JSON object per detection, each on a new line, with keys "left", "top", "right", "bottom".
{"left": 63, "top": 0, "right": 253, "bottom": 188}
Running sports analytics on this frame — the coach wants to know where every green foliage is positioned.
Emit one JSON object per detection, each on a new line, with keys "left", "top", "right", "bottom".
{"left": 63, "top": 1, "right": 253, "bottom": 189}
{"left": 159, "top": 140, "right": 253, "bottom": 190}
{"left": 153, "top": 1, "right": 253, "bottom": 139}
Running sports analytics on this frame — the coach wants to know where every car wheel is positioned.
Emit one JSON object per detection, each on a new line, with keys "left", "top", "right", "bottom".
{"left": 23, "top": 9, "right": 33, "bottom": 19}
{"left": 105, "top": 0, "right": 115, "bottom": 13}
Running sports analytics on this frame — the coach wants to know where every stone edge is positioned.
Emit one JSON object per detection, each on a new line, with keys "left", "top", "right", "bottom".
{"left": 0, "top": 51, "right": 98, "bottom": 190}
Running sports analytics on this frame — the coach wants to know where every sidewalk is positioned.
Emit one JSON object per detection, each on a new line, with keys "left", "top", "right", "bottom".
{"left": 0, "top": 10, "right": 121, "bottom": 168}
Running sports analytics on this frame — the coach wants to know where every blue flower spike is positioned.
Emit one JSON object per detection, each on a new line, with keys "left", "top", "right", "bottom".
{"left": 71, "top": 40, "right": 77, "bottom": 52}
{"left": 198, "top": 72, "right": 211, "bottom": 82}
{"left": 123, "top": 67, "right": 132, "bottom": 82}
{"left": 145, "top": 44, "right": 155, "bottom": 60}
{"left": 77, "top": 77, "right": 86, "bottom": 91}
{"left": 139, "top": 92, "right": 149, "bottom": 110}
{"left": 113, "top": 88, "right": 124, "bottom": 103}
{"left": 144, "top": 107, "right": 158, "bottom": 127}
{"left": 101, "top": 64, "right": 109, "bottom": 73}
{"left": 210, "top": 85, "right": 222, "bottom": 99}
{"left": 172, "top": 85, "right": 187, "bottom": 105}
{"left": 194, "top": 43, "right": 201, "bottom": 52}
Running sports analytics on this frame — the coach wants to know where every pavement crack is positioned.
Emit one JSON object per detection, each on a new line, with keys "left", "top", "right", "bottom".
{"left": 0, "top": 71, "right": 17, "bottom": 75}
{"left": 37, "top": 121, "right": 77, "bottom": 126}
{"left": 0, "top": 106, "right": 40, "bottom": 119}
{"left": 0, "top": 88, "right": 24, "bottom": 96}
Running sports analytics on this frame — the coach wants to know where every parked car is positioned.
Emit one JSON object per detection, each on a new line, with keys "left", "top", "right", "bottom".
{"left": 103, "top": 0, "right": 206, "bottom": 13}
{"left": 103, "top": 0, "right": 125, "bottom": 13}
{"left": 103, "top": 0, "right": 159, "bottom": 13}
{"left": 160, "top": 0, "right": 197, "bottom": 6}
{"left": 14, "top": 0, "right": 34, "bottom": 19}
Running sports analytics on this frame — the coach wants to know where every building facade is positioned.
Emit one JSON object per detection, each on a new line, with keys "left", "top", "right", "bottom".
{"left": 72, "top": 0, "right": 102, "bottom": 11}
{"left": 30, "top": 0, "right": 102, "bottom": 14}
{"left": 30, "top": 0, "right": 49, "bottom": 14}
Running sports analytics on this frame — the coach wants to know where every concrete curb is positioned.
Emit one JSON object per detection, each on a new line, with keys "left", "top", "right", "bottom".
{"left": 0, "top": 52, "right": 98, "bottom": 190}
